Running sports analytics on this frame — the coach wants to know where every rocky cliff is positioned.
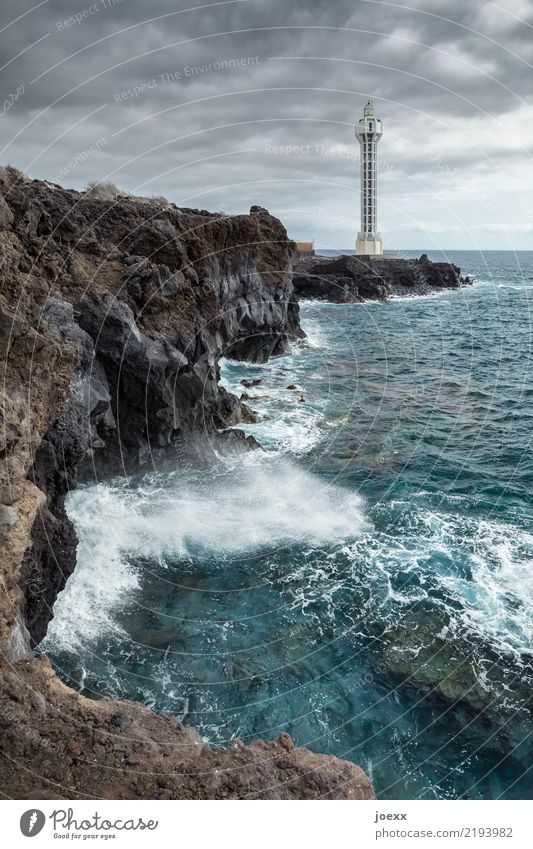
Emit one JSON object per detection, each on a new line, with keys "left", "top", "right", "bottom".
{"left": 293, "top": 253, "right": 472, "bottom": 303}
{"left": 0, "top": 170, "right": 373, "bottom": 800}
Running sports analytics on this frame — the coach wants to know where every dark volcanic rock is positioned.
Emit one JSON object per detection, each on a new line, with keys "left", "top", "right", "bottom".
{"left": 0, "top": 177, "right": 302, "bottom": 643}
{"left": 293, "top": 252, "right": 471, "bottom": 303}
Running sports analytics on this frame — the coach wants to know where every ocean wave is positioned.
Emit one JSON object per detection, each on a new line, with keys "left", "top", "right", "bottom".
{"left": 40, "top": 485, "right": 140, "bottom": 650}
{"left": 42, "top": 460, "right": 368, "bottom": 650}
{"left": 348, "top": 504, "right": 533, "bottom": 661}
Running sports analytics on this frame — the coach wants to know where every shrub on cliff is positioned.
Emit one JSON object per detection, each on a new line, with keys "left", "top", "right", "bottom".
{"left": 150, "top": 194, "right": 173, "bottom": 208}
{"left": 85, "top": 180, "right": 123, "bottom": 200}
{"left": 0, "top": 164, "right": 28, "bottom": 186}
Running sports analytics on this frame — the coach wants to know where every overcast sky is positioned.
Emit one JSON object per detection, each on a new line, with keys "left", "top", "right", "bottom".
{"left": 1, "top": 0, "right": 532, "bottom": 250}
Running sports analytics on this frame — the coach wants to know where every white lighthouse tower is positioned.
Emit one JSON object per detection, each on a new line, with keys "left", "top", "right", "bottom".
{"left": 355, "top": 100, "right": 383, "bottom": 256}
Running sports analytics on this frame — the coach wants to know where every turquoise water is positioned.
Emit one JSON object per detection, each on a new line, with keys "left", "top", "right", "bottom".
{"left": 42, "top": 251, "right": 533, "bottom": 799}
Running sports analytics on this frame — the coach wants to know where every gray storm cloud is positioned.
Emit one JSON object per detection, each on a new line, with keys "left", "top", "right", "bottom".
{"left": 1, "top": 0, "right": 532, "bottom": 248}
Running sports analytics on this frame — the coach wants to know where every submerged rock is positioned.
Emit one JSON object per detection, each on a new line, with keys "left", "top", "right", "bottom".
{"left": 381, "top": 609, "right": 533, "bottom": 717}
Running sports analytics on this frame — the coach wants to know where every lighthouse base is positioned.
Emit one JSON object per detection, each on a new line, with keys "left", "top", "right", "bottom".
{"left": 356, "top": 235, "right": 383, "bottom": 256}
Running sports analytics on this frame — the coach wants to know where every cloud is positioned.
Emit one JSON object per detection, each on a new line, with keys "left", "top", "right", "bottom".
{"left": 0, "top": 0, "right": 532, "bottom": 248}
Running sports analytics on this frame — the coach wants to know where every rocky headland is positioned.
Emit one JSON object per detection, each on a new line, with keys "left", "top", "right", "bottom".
{"left": 0, "top": 170, "right": 374, "bottom": 800}
{"left": 0, "top": 170, "right": 472, "bottom": 800}
{"left": 293, "top": 252, "right": 472, "bottom": 303}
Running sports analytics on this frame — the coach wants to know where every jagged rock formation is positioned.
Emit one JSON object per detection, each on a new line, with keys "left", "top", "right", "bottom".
{"left": 0, "top": 171, "right": 373, "bottom": 800}
{"left": 293, "top": 253, "right": 472, "bottom": 303}
{"left": 0, "top": 658, "right": 373, "bottom": 800}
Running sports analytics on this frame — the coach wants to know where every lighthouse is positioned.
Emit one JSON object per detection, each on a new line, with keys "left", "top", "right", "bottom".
{"left": 355, "top": 100, "right": 383, "bottom": 256}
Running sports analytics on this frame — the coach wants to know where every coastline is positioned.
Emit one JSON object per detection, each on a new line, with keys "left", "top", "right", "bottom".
{"left": 0, "top": 173, "right": 373, "bottom": 800}
{"left": 1, "top": 173, "right": 525, "bottom": 801}
{"left": 292, "top": 253, "right": 472, "bottom": 304}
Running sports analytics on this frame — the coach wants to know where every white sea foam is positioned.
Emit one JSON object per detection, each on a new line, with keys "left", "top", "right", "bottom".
{"left": 457, "top": 520, "right": 533, "bottom": 654}
{"left": 43, "top": 461, "right": 368, "bottom": 650}
{"left": 41, "top": 485, "right": 141, "bottom": 650}
{"left": 388, "top": 291, "right": 452, "bottom": 303}
{"left": 496, "top": 282, "right": 530, "bottom": 291}
{"left": 219, "top": 354, "right": 327, "bottom": 455}
{"left": 347, "top": 505, "right": 533, "bottom": 659}
{"left": 298, "top": 310, "right": 327, "bottom": 350}
{"left": 229, "top": 412, "right": 324, "bottom": 454}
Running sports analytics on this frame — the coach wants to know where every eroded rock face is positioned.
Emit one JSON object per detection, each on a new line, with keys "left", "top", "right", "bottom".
{"left": 1, "top": 176, "right": 303, "bottom": 646}
{"left": 0, "top": 658, "right": 374, "bottom": 800}
{"left": 0, "top": 173, "right": 372, "bottom": 800}
{"left": 293, "top": 253, "right": 471, "bottom": 303}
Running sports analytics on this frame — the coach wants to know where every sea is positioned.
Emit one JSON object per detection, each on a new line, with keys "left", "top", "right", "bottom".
{"left": 40, "top": 250, "right": 533, "bottom": 800}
